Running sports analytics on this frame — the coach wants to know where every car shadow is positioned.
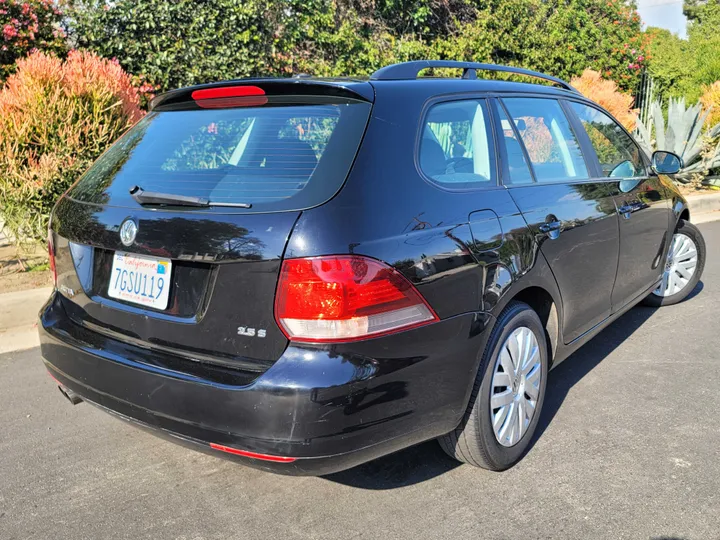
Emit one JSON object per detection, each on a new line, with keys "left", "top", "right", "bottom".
{"left": 325, "top": 281, "right": 704, "bottom": 490}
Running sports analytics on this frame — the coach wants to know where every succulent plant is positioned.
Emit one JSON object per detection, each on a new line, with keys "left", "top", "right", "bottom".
{"left": 634, "top": 97, "right": 720, "bottom": 182}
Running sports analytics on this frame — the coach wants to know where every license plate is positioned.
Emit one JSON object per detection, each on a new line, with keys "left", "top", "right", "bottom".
{"left": 108, "top": 252, "right": 172, "bottom": 310}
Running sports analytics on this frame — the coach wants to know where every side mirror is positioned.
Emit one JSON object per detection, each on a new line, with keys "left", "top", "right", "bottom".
{"left": 651, "top": 150, "right": 682, "bottom": 175}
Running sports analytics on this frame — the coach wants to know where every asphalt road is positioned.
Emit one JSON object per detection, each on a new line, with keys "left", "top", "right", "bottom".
{"left": 2, "top": 221, "right": 719, "bottom": 540}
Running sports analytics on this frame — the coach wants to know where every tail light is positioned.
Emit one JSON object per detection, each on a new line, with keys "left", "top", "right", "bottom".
{"left": 275, "top": 256, "right": 438, "bottom": 343}
{"left": 48, "top": 229, "right": 57, "bottom": 286}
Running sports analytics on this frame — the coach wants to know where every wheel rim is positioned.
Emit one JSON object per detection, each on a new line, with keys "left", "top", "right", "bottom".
{"left": 490, "top": 326, "right": 542, "bottom": 447}
{"left": 653, "top": 233, "right": 698, "bottom": 298}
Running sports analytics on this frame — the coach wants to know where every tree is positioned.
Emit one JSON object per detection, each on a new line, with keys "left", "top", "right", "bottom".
{"left": 521, "top": 0, "right": 646, "bottom": 91}
{"left": 645, "top": 1, "right": 720, "bottom": 102}
{"left": 686, "top": 0, "right": 720, "bottom": 98}
{"left": 0, "top": 0, "right": 67, "bottom": 80}
{"left": 277, "top": 0, "right": 648, "bottom": 90}
{"left": 645, "top": 27, "right": 693, "bottom": 100}
{"left": 68, "top": 0, "right": 276, "bottom": 91}
{"left": 68, "top": 0, "right": 647, "bottom": 92}
{"left": 684, "top": 0, "right": 706, "bottom": 21}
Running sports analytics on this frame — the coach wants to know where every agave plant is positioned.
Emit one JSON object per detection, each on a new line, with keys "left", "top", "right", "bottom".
{"left": 634, "top": 97, "right": 720, "bottom": 183}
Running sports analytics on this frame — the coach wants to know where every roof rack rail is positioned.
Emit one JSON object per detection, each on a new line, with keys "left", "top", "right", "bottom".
{"left": 370, "top": 61, "right": 579, "bottom": 93}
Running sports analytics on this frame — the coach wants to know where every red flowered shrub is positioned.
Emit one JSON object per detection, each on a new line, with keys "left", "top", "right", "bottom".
{"left": 0, "top": 0, "right": 66, "bottom": 80}
{"left": 571, "top": 69, "right": 637, "bottom": 130}
{"left": 0, "top": 50, "right": 145, "bottom": 249}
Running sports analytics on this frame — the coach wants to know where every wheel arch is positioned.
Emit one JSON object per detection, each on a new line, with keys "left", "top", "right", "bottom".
{"left": 489, "top": 280, "right": 562, "bottom": 368}
{"left": 509, "top": 286, "right": 560, "bottom": 367}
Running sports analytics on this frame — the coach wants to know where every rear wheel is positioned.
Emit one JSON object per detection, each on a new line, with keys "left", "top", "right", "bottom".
{"left": 643, "top": 220, "right": 705, "bottom": 307}
{"left": 438, "top": 301, "right": 548, "bottom": 470}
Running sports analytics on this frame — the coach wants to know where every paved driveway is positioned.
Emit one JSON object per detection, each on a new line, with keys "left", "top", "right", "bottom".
{"left": 1, "top": 221, "right": 718, "bottom": 540}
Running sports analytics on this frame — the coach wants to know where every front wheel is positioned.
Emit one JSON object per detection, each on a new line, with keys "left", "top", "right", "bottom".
{"left": 438, "top": 301, "right": 548, "bottom": 471}
{"left": 643, "top": 219, "right": 706, "bottom": 307}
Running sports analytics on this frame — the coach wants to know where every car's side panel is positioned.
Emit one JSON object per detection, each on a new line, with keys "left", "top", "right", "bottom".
{"left": 558, "top": 98, "right": 674, "bottom": 311}
{"left": 287, "top": 83, "right": 567, "bottom": 381}
{"left": 488, "top": 94, "right": 621, "bottom": 344}
{"left": 286, "top": 83, "right": 544, "bottom": 321}
{"left": 610, "top": 176, "right": 671, "bottom": 307}
{"left": 507, "top": 182, "right": 620, "bottom": 343}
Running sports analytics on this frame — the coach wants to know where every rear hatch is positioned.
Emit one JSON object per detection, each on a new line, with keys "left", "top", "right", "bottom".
{"left": 50, "top": 80, "right": 373, "bottom": 378}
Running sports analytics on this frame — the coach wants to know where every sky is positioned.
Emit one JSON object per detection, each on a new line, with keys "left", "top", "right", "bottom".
{"left": 637, "top": 0, "right": 688, "bottom": 38}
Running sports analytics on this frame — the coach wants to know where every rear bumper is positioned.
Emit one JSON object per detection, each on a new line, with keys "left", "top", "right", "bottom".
{"left": 40, "top": 292, "right": 492, "bottom": 475}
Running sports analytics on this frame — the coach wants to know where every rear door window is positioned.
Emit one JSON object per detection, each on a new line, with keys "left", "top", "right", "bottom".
{"left": 496, "top": 104, "right": 534, "bottom": 185}
{"left": 67, "top": 97, "right": 371, "bottom": 212}
{"left": 419, "top": 99, "right": 497, "bottom": 188}
{"left": 501, "top": 98, "right": 588, "bottom": 183}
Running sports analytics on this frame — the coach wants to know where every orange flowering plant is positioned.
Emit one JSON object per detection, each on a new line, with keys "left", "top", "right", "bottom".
{"left": 0, "top": 50, "right": 145, "bottom": 249}
{"left": 570, "top": 69, "right": 637, "bottom": 130}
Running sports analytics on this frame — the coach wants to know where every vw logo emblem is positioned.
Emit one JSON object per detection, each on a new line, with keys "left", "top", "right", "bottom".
{"left": 119, "top": 219, "right": 138, "bottom": 246}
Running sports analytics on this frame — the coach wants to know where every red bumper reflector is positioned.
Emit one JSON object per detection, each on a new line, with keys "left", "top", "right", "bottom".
{"left": 209, "top": 443, "right": 296, "bottom": 463}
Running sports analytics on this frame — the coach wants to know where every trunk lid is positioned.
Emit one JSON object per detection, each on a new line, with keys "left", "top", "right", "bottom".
{"left": 50, "top": 82, "right": 373, "bottom": 373}
{"left": 52, "top": 200, "right": 299, "bottom": 366}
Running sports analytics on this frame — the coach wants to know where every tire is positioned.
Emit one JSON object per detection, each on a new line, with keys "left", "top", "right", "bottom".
{"left": 438, "top": 301, "right": 548, "bottom": 471}
{"left": 642, "top": 219, "right": 706, "bottom": 307}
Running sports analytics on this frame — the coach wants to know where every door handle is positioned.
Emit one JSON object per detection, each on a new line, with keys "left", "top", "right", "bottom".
{"left": 538, "top": 220, "right": 562, "bottom": 240}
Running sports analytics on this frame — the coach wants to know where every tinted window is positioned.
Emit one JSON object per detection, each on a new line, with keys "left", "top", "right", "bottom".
{"left": 502, "top": 98, "right": 588, "bottom": 183}
{"left": 496, "top": 105, "right": 534, "bottom": 185}
{"left": 570, "top": 102, "right": 644, "bottom": 178}
{"left": 419, "top": 99, "right": 496, "bottom": 187}
{"left": 67, "top": 97, "right": 371, "bottom": 212}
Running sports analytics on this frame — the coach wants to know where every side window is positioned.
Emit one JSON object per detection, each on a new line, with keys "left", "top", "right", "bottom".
{"left": 419, "top": 99, "right": 496, "bottom": 187}
{"left": 502, "top": 98, "right": 588, "bottom": 183}
{"left": 496, "top": 105, "right": 534, "bottom": 185}
{"left": 570, "top": 102, "right": 644, "bottom": 178}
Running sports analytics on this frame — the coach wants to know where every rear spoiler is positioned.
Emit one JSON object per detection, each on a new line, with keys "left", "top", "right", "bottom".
{"left": 150, "top": 78, "right": 375, "bottom": 111}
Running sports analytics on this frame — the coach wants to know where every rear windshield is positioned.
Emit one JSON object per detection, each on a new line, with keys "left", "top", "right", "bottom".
{"left": 67, "top": 96, "right": 372, "bottom": 212}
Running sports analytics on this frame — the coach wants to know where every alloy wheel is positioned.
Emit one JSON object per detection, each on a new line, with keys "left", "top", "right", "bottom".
{"left": 490, "top": 326, "right": 542, "bottom": 447}
{"left": 653, "top": 233, "right": 698, "bottom": 298}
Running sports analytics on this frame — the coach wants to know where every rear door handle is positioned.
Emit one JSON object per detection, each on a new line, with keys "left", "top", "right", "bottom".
{"left": 538, "top": 220, "right": 562, "bottom": 239}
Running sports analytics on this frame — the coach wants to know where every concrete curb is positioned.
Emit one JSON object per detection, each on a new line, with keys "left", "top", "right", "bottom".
{"left": 0, "top": 326, "right": 40, "bottom": 354}
{"left": 0, "top": 287, "right": 52, "bottom": 353}
{"left": 687, "top": 192, "right": 720, "bottom": 221}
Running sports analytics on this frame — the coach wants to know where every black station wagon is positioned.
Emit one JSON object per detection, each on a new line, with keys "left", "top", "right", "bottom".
{"left": 41, "top": 61, "right": 706, "bottom": 474}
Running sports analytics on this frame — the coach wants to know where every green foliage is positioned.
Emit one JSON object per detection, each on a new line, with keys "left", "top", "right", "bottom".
{"left": 68, "top": 0, "right": 647, "bottom": 93}
{"left": 686, "top": 1, "right": 720, "bottom": 100}
{"left": 646, "top": 1, "right": 720, "bottom": 103}
{"left": 645, "top": 28, "right": 692, "bottom": 100}
{"left": 684, "top": 0, "right": 705, "bottom": 21}
{"left": 68, "top": 0, "right": 275, "bottom": 91}
{"left": 281, "top": 0, "right": 647, "bottom": 91}
{"left": 0, "top": 0, "right": 67, "bottom": 80}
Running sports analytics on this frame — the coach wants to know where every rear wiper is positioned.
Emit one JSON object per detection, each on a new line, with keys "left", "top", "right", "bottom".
{"left": 129, "top": 185, "right": 252, "bottom": 208}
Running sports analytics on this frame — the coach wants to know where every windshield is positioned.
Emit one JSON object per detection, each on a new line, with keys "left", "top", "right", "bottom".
{"left": 67, "top": 96, "right": 372, "bottom": 213}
